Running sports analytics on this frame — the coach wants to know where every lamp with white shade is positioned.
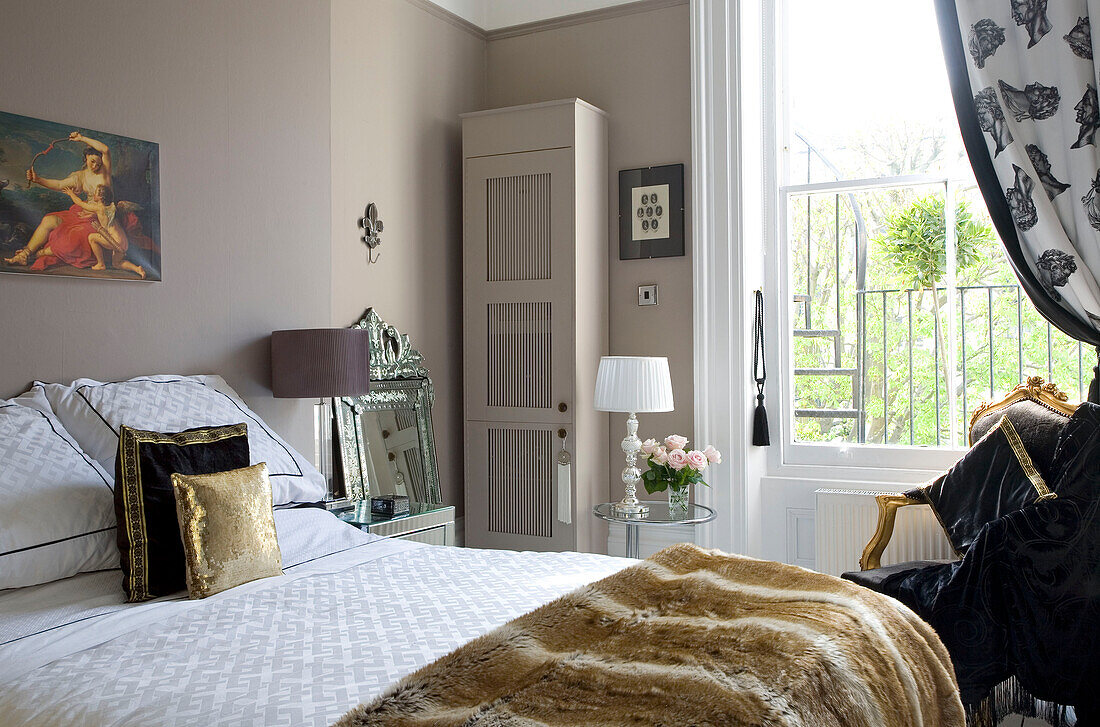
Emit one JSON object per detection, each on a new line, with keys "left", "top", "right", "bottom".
{"left": 594, "top": 356, "right": 674, "bottom": 517}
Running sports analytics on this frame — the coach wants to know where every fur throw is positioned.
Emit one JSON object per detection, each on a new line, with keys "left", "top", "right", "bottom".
{"left": 335, "top": 544, "right": 964, "bottom": 727}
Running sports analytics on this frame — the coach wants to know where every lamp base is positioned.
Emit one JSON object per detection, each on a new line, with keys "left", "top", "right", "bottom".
{"left": 329, "top": 396, "right": 347, "bottom": 500}
{"left": 611, "top": 500, "right": 650, "bottom": 518}
{"left": 612, "top": 411, "right": 649, "bottom": 519}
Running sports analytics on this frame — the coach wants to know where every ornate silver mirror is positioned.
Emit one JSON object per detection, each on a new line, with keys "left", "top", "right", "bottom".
{"left": 337, "top": 308, "right": 441, "bottom": 505}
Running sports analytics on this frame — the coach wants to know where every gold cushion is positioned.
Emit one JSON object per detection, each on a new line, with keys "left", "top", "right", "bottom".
{"left": 171, "top": 462, "right": 283, "bottom": 599}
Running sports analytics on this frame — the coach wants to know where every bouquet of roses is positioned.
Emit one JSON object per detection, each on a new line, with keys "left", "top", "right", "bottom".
{"left": 639, "top": 434, "right": 722, "bottom": 494}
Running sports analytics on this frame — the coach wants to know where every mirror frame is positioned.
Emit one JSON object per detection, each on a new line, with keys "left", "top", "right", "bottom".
{"left": 339, "top": 308, "right": 442, "bottom": 504}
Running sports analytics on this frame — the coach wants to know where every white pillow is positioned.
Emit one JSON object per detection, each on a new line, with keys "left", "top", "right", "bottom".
{"left": 37, "top": 374, "right": 326, "bottom": 506}
{"left": 0, "top": 387, "right": 118, "bottom": 590}
{"left": 273, "top": 507, "right": 379, "bottom": 568}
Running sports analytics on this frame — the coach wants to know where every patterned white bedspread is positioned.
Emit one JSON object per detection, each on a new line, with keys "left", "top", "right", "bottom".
{"left": 0, "top": 510, "right": 630, "bottom": 727}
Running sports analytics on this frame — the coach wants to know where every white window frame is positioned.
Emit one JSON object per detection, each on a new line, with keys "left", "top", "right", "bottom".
{"left": 764, "top": 0, "right": 968, "bottom": 478}
{"left": 689, "top": 0, "right": 969, "bottom": 561}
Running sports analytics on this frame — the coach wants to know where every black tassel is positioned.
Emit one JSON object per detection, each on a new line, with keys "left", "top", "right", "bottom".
{"left": 753, "top": 391, "right": 770, "bottom": 446}
{"left": 752, "top": 290, "right": 771, "bottom": 446}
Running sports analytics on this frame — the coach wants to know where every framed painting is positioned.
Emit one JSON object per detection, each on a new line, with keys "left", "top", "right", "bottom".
{"left": 618, "top": 163, "right": 685, "bottom": 260}
{"left": 0, "top": 110, "right": 160, "bottom": 281}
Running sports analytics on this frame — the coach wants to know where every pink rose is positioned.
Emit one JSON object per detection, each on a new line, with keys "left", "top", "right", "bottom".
{"left": 703, "top": 445, "right": 722, "bottom": 464}
{"left": 686, "top": 450, "right": 708, "bottom": 471}
{"left": 640, "top": 438, "right": 659, "bottom": 455}
{"left": 651, "top": 446, "right": 668, "bottom": 465}
{"left": 664, "top": 434, "right": 689, "bottom": 450}
{"left": 667, "top": 448, "right": 689, "bottom": 470}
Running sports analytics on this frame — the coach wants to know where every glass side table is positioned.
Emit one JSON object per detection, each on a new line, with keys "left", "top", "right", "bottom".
{"left": 593, "top": 501, "right": 716, "bottom": 559}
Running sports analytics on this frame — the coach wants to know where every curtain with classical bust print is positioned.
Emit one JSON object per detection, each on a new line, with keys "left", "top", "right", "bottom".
{"left": 936, "top": 0, "right": 1100, "bottom": 401}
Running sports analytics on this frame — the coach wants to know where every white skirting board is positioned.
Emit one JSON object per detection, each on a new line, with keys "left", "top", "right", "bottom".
{"left": 606, "top": 522, "right": 697, "bottom": 559}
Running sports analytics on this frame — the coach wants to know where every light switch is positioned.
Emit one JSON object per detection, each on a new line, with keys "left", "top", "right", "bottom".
{"left": 638, "top": 284, "right": 658, "bottom": 306}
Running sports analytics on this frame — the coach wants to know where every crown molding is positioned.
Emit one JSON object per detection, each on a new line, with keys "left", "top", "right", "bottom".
{"left": 485, "top": 0, "right": 688, "bottom": 40}
{"left": 404, "top": 0, "right": 488, "bottom": 39}
{"left": 403, "top": 0, "right": 688, "bottom": 41}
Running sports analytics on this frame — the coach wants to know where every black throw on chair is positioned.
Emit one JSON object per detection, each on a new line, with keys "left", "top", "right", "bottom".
{"left": 843, "top": 378, "right": 1099, "bottom": 726}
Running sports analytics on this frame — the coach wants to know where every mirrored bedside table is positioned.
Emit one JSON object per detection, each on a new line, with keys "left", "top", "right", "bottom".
{"left": 335, "top": 502, "right": 456, "bottom": 546}
{"left": 593, "top": 501, "right": 716, "bottom": 559}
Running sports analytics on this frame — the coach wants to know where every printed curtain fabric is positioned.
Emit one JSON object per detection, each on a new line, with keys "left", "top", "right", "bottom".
{"left": 936, "top": 0, "right": 1100, "bottom": 398}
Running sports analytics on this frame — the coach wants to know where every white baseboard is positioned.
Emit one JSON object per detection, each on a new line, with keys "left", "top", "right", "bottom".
{"left": 606, "top": 522, "right": 696, "bottom": 559}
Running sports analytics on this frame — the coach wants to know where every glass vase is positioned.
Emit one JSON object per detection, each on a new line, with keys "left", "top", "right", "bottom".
{"left": 667, "top": 483, "right": 689, "bottom": 518}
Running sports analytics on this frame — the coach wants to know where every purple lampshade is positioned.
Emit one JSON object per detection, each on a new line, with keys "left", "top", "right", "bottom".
{"left": 270, "top": 328, "right": 372, "bottom": 399}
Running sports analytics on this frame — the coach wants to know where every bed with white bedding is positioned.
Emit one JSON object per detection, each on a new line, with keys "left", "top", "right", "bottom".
{"left": 0, "top": 373, "right": 628, "bottom": 725}
{"left": 1, "top": 373, "right": 967, "bottom": 726}
{"left": 0, "top": 508, "right": 631, "bottom": 727}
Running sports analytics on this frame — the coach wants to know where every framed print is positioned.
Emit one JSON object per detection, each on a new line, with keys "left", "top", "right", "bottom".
{"left": 618, "top": 163, "right": 684, "bottom": 260}
{"left": 0, "top": 110, "right": 160, "bottom": 281}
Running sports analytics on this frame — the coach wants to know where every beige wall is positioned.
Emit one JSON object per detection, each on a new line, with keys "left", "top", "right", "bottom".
{"left": 484, "top": 3, "right": 694, "bottom": 500}
{"left": 331, "top": 0, "right": 486, "bottom": 515}
{"left": 0, "top": 0, "right": 332, "bottom": 455}
{"left": 0, "top": 0, "right": 691, "bottom": 518}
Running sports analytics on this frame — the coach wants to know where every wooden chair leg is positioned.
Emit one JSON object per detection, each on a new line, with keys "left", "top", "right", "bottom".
{"left": 859, "top": 494, "right": 922, "bottom": 571}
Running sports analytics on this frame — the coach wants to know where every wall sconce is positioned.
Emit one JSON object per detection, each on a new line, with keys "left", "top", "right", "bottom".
{"left": 358, "top": 202, "right": 384, "bottom": 264}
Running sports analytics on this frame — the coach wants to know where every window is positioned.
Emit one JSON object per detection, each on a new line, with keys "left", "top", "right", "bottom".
{"left": 780, "top": 0, "right": 1088, "bottom": 452}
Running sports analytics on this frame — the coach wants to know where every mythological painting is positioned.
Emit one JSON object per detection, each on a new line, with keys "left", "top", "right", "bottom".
{"left": 0, "top": 110, "right": 160, "bottom": 281}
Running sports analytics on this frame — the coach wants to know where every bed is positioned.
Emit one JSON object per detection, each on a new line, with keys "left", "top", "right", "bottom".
{"left": 0, "top": 373, "right": 964, "bottom": 726}
{"left": 0, "top": 508, "right": 630, "bottom": 726}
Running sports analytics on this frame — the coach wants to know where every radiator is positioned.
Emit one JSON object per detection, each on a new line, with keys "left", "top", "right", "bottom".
{"left": 814, "top": 489, "right": 956, "bottom": 577}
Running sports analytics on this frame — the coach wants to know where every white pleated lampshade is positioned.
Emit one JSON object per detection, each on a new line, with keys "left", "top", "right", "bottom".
{"left": 593, "top": 356, "right": 674, "bottom": 413}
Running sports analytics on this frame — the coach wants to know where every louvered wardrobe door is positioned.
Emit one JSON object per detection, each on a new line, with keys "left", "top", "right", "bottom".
{"left": 464, "top": 148, "right": 575, "bottom": 551}
{"left": 463, "top": 421, "right": 568, "bottom": 550}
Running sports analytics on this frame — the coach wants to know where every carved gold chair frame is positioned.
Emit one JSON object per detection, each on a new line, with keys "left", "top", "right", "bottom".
{"left": 858, "top": 376, "right": 1078, "bottom": 571}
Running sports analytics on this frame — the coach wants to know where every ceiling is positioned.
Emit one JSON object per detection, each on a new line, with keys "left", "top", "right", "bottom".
{"left": 426, "top": 0, "right": 648, "bottom": 31}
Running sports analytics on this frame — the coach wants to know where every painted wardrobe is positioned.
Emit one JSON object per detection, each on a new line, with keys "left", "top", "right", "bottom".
{"left": 462, "top": 99, "right": 609, "bottom": 552}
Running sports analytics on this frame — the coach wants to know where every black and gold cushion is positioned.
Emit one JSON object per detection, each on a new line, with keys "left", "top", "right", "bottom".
{"left": 969, "top": 397, "right": 1071, "bottom": 479}
{"left": 115, "top": 423, "right": 250, "bottom": 602}
{"left": 172, "top": 462, "right": 283, "bottom": 599}
{"left": 906, "top": 415, "right": 1055, "bottom": 555}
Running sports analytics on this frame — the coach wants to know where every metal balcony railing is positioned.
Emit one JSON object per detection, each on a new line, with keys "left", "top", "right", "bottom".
{"left": 848, "top": 284, "right": 1090, "bottom": 447}
{"left": 794, "top": 284, "right": 1090, "bottom": 447}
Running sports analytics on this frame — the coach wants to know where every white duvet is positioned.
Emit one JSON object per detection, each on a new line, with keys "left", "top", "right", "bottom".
{"left": 0, "top": 509, "right": 630, "bottom": 727}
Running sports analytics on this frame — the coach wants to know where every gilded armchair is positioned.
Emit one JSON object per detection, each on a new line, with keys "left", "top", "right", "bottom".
{"left": 858, "top": 376, "right": 1078, "bottom": 571}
